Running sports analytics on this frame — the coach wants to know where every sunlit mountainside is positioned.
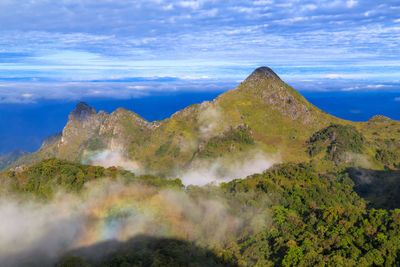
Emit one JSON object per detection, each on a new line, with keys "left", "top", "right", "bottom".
{"left": 10, "top": 67, "right": 400, "bottom": 176}
{"left": 1, "top": 0, "right": 400, "bottom": 265}
{"left": 1, "top": 67, "right": 400, "bottom": 266}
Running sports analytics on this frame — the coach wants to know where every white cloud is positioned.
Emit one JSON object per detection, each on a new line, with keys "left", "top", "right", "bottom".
{"left": 366, "top": 84, "right": 386, "bottom": 88}
{"left": 394, "top": 97, "right": 400, "bottom": 101}
{"left": 364, "top": 10, "right": 374, "bottom": 17}
{"left": 0, "top": 80, "right": 236, "bottom": 103}
{"left": 85, "top": 150, "right": 142, "bottom": 173}
{"left": 346, "top": 0, "right": 358, "bottom": 8}
{"left": 275, "top": 3, "right": 292, "bottom": 8}
{"left": 275, "top": 16, "right": 307, "bottom": 24}
{"left": 230, "top": 6, "right": 258, "bottom": 14}
{"left": 180, "top": 150, "right": 278, "bottom": 186}
{"left": 341, "top": 83, "right": 393, "bottom": 91}
{"left": 178, "top": 1, "right": 202, "bottom": 9}
{"left": 162, "top": 4, "right": 174, "bottom": 10}
{"left": 253, "top": 0, "right": 274, "bottom": 5}
{"left": 302, "top": 4, "right": 317, "bottom": 11}
{"left": 127, "top": 85, "right": 149, "bottom": 90}
{"left": 325, "top": 74, "right": 343, "bottom": 79}
{"left": 342, "top": 86, "right": 359, "bottom": 91}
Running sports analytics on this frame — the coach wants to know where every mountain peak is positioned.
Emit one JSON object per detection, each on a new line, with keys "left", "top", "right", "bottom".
{"left": 249, "top": 66, "right": 280, "bottom": 80}
{"left": 69, "top": 102, "right": 96, "bottom": 121}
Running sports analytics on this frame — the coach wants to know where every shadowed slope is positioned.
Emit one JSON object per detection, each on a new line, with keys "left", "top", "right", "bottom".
{"left": 57, "top": 235, "right": 238, "bottom": 267}
{"left": 346, "top": 167, "right": 400, "bottom": 209}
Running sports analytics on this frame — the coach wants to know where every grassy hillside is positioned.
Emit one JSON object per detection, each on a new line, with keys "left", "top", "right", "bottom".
{"left": 9, "top": 67, "right": 400, "bottom": 175}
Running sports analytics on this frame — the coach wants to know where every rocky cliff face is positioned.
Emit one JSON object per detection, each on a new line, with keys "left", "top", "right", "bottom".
{"left": 60, "top": 103, "right": 107, "bottom": 148}
{"left": 68, "top": 102, "right": 96, "bottom": 121}
{"left": 40, "top": 133, "right": 62, "bottom": 149}
{"left": 55, "top": 103, "right": 155, "bottom": 160}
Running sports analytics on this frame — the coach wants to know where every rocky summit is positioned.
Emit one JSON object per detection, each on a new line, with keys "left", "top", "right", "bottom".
{"left": 248, "top": 66, "right": 280, "bottom": 80}
{"left": 69, "top": 102, "right": 97, "bottom": 121}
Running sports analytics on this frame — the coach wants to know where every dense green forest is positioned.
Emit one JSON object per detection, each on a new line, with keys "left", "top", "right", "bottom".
{"left": 307, "top": 124, "right": 366, "bottom": 162}
{"left": 2, "top": 158, "right": 182, "bottom": 199}
{"left": 2, "top": 158, "right": 400, "bottom": 266}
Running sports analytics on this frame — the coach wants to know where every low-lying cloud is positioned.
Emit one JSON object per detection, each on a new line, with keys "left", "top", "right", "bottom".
{"left": 84, "top": 150, "right": 142, "bottom": 174}
{"left": 0, "top": 80, "right": 235, "bottom": 103}
{"left": 198, "top": 102, "right": 226, "bottom": 139}
{"left": 342, "top": 152, "right": 372, "bottom": 169}
{"left": 180, "top": 150, "right": 279, "bottom": 186}
{"left": 83, "top": 147, "right": 278, "bottom": 186}
{"left": 0, "top": 178, "right": 268, "bottom": 266}
{"left": 0, "top": 195, "right": 84, "bottom": 266}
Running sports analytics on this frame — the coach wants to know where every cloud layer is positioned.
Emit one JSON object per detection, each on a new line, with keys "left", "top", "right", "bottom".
{"left": 0, "top": 0, "right": 399, "bottom": 100}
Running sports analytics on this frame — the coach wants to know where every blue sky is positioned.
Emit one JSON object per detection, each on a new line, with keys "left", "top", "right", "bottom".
{"left": 0, "top": 0, "right": 399, "bottom": 102}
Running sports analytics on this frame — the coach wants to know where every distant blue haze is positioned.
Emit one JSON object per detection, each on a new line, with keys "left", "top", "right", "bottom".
{"left": 1, "top": 91, "right": 399, "bottom": 155}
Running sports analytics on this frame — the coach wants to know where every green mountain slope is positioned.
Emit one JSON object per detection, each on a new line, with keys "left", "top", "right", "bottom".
{"left": 10, "top": 67, "right": 400, "bottom": 174}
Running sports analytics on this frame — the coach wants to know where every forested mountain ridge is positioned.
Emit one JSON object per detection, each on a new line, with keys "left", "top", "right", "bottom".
{"left": 2, "top": 159, "right": 400, "bottom": 266}
{"left": 9, "top": 67, "right": 400, "bottom": 174}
